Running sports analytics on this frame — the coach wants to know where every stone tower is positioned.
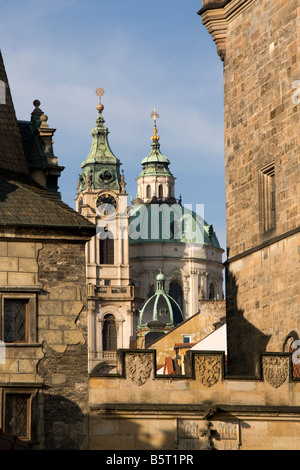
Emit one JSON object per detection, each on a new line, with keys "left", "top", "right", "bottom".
{"left": 199, "top": 0, "right": 300, "bottom": 375}
{"left": 76, "top": 89, "right": 134, "bottom": 374}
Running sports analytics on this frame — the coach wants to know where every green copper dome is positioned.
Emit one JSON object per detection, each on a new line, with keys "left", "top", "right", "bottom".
{"left": 138, "top": 271, "right": 183, "bottom": 329}
{"left": 129, "top": 203, "right": 221, "bottom": 249}
{"left": 138, "top": 113, "right": 173, "bottom": 179}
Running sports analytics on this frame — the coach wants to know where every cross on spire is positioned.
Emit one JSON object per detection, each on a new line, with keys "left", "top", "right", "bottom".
{"left": 150, "top": 108, "right": 159, "bottom": 126}
{"left": 96, "top": 87, "right": 104, "bottom": 112}
{"left": 150, "top": 108, "right": 160, "bottom": 142}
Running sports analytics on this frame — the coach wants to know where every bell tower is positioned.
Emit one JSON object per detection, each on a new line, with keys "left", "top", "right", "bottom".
{"left": 76, "top": 88, "right": 134, "bottom": 374}
{"left": 136, "top": 108, "right": 176, "bottom": 203}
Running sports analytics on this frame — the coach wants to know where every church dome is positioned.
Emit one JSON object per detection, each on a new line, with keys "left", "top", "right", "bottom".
{"left": 138, "top": 271, "right": 183, "bottom": 329}
{"left": 129, "top": 202, "right": 221, "bottom": 249}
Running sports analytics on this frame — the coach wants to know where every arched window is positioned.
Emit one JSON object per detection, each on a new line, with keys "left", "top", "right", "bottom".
{"left": 209, "top": 283, "right": 215, "bottom": 300}
{"left": 102, "top": 314, "right": 117, "bottom": 351}
{"left": 169, "top": 281, "right": 183, "bottom": 309}
{"left": 146, "top": 185, "right": 151, "bottom": 199}
{"left": 158, "top": 184, "right": 163, "bottom": 199}
{"left": 99, "top": 232, "right": 114, "bottom": 265}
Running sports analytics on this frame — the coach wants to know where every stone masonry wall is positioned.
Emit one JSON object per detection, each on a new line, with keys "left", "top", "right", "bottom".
{"left": 0, "top": 238, "right": 90, "bottom": 450}
{"left": 201, "top": 0, "right": 300, "bottom": 375}
{"left": 88, "top": 349, "right": 300, "bottom": 450}
{"left": 36, "top": 241, "right": 89, "bottom": 450}
{"left": 224, "top": 0, "right": 300, "bottom": 257}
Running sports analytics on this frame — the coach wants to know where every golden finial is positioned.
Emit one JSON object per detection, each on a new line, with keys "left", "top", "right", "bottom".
{"left": 96, "top": 87, "right": 104, "bottom": 111}
{"left": 150, "top": 108, "right": 160, "bottom": 141}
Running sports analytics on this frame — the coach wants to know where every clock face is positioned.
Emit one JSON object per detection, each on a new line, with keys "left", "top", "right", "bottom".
{"left": 97, "top": 194, "right": 117, "bottom": 215}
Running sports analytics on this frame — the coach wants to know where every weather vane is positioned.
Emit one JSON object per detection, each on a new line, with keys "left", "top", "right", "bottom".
{"left": 150, "top": 108, "right": 160, "bottom": 141}
{"left": 96, "top": 87, "right": 104, "bottom": 111}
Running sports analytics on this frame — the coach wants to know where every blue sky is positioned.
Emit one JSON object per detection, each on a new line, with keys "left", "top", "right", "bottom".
{"left": 1, "top": 0, "right": 226, "bottom": 255}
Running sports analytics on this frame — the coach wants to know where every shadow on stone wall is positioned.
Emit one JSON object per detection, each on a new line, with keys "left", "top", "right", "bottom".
{"left": 89, "top": 410, "right": 217, "bottom": 451}
{"left": 36, "top": 342, "right": 89, "bottom": 450}
{"left": 225, "top": 268, "right": 271, "bottom": 376}
{"left": 39, "top": 394, "right": 88, "bottom": 450}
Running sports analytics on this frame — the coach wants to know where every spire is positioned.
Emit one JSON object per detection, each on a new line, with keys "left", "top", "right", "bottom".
{"left": 0, "top": 50, "right": 29, "bottom": 174}
{"left": 138, "top": 108, "right": 173, "bottom": 176}
{"left": 77, "top": 87, "right": 122, "bottom": 193}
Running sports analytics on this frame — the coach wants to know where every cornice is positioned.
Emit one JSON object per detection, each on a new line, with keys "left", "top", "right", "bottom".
{"left": 198, "top": 0, "right": 257, "bottom": 61}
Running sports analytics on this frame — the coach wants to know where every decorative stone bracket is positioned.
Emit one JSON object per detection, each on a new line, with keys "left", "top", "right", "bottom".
{"left": 198, "top": 0, "right": 256, "bottom": 61}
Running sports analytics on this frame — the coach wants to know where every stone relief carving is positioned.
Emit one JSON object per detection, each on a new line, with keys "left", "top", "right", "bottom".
{"left": 177, "top": 420, "right": 213, "bottom": 450}
{"left": 212, "top": 421, "right": 240, "bottom": 451}
{"left": 176, "top": 419, "right": 240, "bottom": 451}
{"left": 125, "top": 353, "right": 153, "bottom": 386}
{"left": 194, "top": 355, "right": 221, "bottom": 387}
{"left": 262, "top": 355, "right": 289, "bottom": 388}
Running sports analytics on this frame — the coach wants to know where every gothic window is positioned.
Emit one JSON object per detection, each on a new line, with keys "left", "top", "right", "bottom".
{"left": 260, "top": 163, "right": 276, "bottom": 232}
{"left": 209, "top": 283, "right": 215, "bottom": 300}
{"left": 4, "top": 393, "right": 31, "bottom": 438}
{"left": 146, "top": 185, "right": 151, "bottom": 199}
{"left": 99, "top": 233, "right": 114, "bottom": 265}
{"left": 102, "top": 314, "right": 117, "bottom": 351}
{"left": 158, "top": 184, "right": 163, "bottom": 198}
{"left": 169, "top": 281, "right": 183, "bottom": 309}
{"left": 3, "top": 299, "right": 28, "bottom": 343}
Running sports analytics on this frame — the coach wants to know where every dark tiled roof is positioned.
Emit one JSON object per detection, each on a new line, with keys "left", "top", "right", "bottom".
{"left": 0, "top": 170, "right": 95, "bottom": 230}
{"left": 0, "top": 51, "right": 95, "bottom": 233}
{"left": 0, "top": 51, "right": 29, "bottom": 174}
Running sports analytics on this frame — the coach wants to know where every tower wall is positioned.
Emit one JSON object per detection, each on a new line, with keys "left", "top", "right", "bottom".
{"left": 199, "top": 0, "right": 300, "bottom": 374}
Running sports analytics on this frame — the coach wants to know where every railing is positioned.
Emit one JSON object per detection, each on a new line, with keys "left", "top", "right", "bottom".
{"left": 98, "top": 351, "right": 117, "bottom": 361}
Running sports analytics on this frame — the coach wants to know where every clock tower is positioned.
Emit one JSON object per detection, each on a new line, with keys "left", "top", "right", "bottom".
{"left": 76, "top": 89, "right": 134, "bottom": 374}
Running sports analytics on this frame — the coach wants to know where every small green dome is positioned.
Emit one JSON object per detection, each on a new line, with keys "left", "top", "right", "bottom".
{"left": 138, "top": 271, "right": 183, "bottom": 329}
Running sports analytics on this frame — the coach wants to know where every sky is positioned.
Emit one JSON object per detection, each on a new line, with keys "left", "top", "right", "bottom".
{"left": 1, "top": 0, "right": 226, "bottom": 257}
